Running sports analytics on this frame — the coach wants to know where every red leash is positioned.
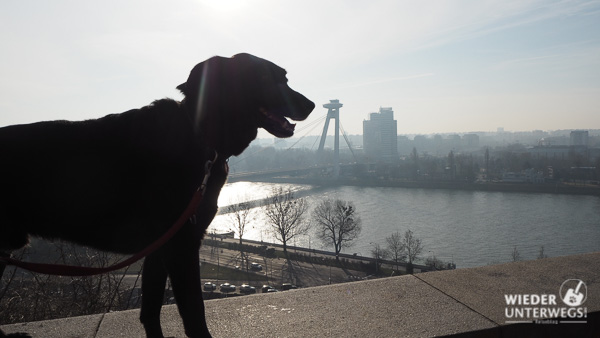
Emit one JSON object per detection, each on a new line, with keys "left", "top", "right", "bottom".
{"left": 0, "top": 153, "right": 218, "bottom": 277}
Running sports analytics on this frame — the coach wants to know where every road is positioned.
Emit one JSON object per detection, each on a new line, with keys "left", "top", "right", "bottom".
{"left": 116, "top": 236, "right": 403, "bottom": 297}
{"left": 198, "top": 238, "right": 369, "bottom": 289}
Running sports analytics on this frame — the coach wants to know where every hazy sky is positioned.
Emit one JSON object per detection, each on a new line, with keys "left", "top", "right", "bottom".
{"left": 1, "top": 0, "right": 599, "bottom": 137}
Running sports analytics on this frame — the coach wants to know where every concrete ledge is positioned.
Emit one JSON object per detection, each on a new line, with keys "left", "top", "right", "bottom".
{"left": 2, "top": 252, "right": 599, "bottom": 337}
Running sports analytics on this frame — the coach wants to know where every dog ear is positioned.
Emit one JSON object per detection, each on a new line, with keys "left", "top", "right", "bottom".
{"left": 176, "top": 82, "right": 187, "bottom": 94}
{"left": 177, "top": 61, "right": 206, "bottom": 97}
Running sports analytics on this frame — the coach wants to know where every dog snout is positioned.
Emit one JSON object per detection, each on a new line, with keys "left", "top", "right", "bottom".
{"left": 305, "top": 98, "right": 316, "bottom": 113}
{"left": 280, "top": 87, "right": 314, "bottom": 121}
{"left": 295, "top": 93, "right": 315, "bottom": 120}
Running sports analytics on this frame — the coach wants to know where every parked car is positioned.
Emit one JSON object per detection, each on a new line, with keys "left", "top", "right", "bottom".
{"left": 220, "top": 283, "right": 236, "bottom": 292}
{"left": 261, "top": 285, "right": 274, "bottom": 293}
{"left": 239, "top": 284, "right": 257, "bottom": 294}
{"left": 250, "top": 262, "right": 263, "bottom": 271}
{"left": 203, "top": 282, "right": 217, "bottom": 291}
{"left": 281, "top": 283, "right": 297, "bottom": 291}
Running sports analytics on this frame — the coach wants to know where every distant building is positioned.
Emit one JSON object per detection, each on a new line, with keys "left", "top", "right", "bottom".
{"left": 413, "top": 135, "right": 427, "bottom": 151}
{"left": 463, "top": 134, "right": 480, "bottom": 149}
{"left": 570, "top": 130, "right": 589, "bottom": 146}
{"left": 397, "top": 135, "right": 412, "bottom": 156}
{"left": 448, "top": 134, "right": 461, "bottom": 151}
{"left": 538, "top": 136, "right": 569, "bottom": 146}
{"left": 528, "top": 144, "right": 589, "bottom": 160}
{"left": 528, "top": 146, "right": 572, "bottom": 160}
{"left": 502, "top": 169, "right": 545, "bottom": 183}
{"left": 363, "top": 107, "right": 398, "bottom": 163}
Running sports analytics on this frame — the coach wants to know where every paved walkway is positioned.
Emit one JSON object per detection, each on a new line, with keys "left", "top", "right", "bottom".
{"left": 2, "top": 252, "right": 599, "bottom": 337}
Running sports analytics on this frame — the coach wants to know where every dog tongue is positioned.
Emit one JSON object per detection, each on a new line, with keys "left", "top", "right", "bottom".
{"left": 261, "top": 110, "right": 295, "bottom": 137}
{"left": 280, "top": 118, "right": 295, "bottom": 132}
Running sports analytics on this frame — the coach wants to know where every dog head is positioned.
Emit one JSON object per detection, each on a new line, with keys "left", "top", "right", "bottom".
{"left": 177, "top": 53, "right": 315, "bottom": 157}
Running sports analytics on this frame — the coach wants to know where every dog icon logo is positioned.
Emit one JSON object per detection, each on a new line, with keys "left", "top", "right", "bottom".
{"left": 560, "top": 279, "right": 587, "bottom": 307}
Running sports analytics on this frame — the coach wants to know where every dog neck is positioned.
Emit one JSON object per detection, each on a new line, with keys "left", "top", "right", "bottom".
{"left": 180, "top": 99, "right": 255, "bottom": 159}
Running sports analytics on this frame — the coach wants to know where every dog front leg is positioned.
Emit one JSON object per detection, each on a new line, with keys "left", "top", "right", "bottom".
{"left": 166, "top": 244, "right": 211, "bottom": 338}
{"left": 140, "top": 252, "right": 168, "bottom": 338}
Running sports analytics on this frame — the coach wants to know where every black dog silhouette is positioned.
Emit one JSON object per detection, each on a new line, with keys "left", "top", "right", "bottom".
{"left": 0, "top": 53, "right": 314, "bottom": 337}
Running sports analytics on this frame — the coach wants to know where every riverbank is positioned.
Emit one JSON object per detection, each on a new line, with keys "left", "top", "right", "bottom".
{"left": 242, "top": 175, "right": 600, "bottom": 196}
{"left": 205, "top": 235, "right": 432, "bottom": 272}
{"left": 215, "top": 179, "right": 600, "bottom": 268}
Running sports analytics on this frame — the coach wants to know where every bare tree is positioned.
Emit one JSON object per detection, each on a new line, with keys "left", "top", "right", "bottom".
{"left": 485, "top": 147, "right": 490, "bottom": 180}
{"left": 0, "top": 242, "right": 135, "bottom": 325}
{"left": 263, "top": 187, "right": 309, "bottom": 257}
{"left": 537, "top": 245, "right": 547, "bottom": 259}
{"left": 448, "top": 150, "right": 456, "bottom": 180}
{"left": 411, "top": 147, "right": 419, "bottom": 180}
{"left": 385, "top": 231, "right": 406, "bottom": 270}
{"left": 511, "top": 246, "right": 522, "bottom": 262}
{"left": 226, "top": 201, "right": 255, "bottom": 245}
{"left": 312, "top": 199, "right": 361, "bottom": 261}
{"left": 403, "top": 229, "right": 423, "bottom": 265}
{"left": 425, "top": 255, "right": 445, "bottom": 270}
{"left": 225, "top": 199, "right": 255, "bottom": 269}
{"left": 370, "top": 243, "right": 388, "bottom": 274}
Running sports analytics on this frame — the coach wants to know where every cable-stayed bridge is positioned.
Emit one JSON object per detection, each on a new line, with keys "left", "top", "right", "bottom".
{"left": 216, "top": 178, "right": 334, "bottom": 215}
{"left": 219, "top": 99, "right": 358, "bottom": 214}
{"left": 227, "top": 165, "right": 331, "bottom": 183}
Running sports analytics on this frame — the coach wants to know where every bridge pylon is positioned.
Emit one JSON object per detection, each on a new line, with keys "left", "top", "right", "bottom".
{"left": 317, "top": 99, "right": 343, "bottom": 178}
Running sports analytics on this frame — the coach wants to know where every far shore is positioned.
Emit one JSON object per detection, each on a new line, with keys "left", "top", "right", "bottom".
{"left": 230, "top": 175, "right": 600, "bottom": 197}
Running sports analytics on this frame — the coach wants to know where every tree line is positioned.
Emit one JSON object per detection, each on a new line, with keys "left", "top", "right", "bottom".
{"left": 226, "top": 187, "right": 361, "bottom": 266}
{"left": 226, "top": 187, "right": 439, "bottom": 274}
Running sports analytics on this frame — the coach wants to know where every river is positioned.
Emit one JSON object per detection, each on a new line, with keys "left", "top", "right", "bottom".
{"left": 208, "top": 181, "right": 600, "bottom": 268}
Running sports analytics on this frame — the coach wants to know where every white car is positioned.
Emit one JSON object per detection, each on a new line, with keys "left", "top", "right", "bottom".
{"left": 220, "top": 283, "right": 236, "bottom": 292}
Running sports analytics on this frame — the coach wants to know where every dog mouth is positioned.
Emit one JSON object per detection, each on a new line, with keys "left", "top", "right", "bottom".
{"left": 259, "top": 108, "right": 297, "bottom": 138}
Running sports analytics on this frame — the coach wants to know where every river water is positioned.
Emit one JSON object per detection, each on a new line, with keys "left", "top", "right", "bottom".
{"left": 208, "top": 181, "right": 600, "bottom": 268}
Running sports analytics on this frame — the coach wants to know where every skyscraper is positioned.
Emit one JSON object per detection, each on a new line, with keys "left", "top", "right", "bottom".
{"left": 363, "top": 107, "right": 398, "bottom": 163}
{"left": 570, "top": 130, "right": 589, "bottom": 147}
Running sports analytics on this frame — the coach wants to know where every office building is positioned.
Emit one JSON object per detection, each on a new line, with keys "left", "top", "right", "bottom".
{"left": 363, "top": 107, "right": 398, "bottom": 163}
{"left": 570, "top": 130, "right": 589, "bottom": 147}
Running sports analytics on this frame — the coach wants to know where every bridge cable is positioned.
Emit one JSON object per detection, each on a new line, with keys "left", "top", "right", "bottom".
{"left": 339, "top": 121, "right": 358, "bottom": 162}
{"left": 286, "top": 116, "right": 328, "bottom": 151}
{"left": 310, "top": 132, "right": 321, "bottom": 151}
{"left": 229, "top": 115, "right": 327, "bottom": 167}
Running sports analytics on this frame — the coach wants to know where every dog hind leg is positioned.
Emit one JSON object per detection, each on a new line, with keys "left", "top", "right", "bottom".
{"left": 140, "top": 252, "right": 169, "bottom": 338}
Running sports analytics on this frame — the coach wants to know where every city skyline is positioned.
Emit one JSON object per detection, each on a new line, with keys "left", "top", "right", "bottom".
{"left": 249, "top": 127, "right": 600, "bottom": 164}
{"left": 1, "top": 1, "right": 599, "bottom": 136}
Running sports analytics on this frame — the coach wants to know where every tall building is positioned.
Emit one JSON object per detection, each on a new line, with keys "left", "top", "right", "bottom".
{"left": 363, "top": 107, "right": 398, "bottom": 163}
{"left": 570, "top": 130, "right": 589, "bottom": 147}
